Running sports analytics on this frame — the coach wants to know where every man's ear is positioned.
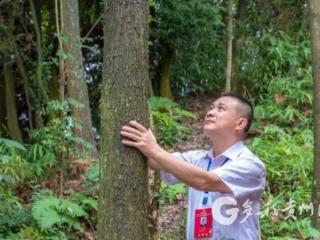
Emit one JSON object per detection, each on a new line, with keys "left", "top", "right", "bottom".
{"left": 235, "top": 118, "right": 248, "bottom": 131}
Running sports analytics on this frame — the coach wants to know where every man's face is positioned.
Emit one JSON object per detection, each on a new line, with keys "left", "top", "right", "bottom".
{"left": 203, "top": 96, "right": 242, "bottom": 134}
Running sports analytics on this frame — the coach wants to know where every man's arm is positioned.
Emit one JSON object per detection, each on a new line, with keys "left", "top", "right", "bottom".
{"left": 149, "top": 147, "right": 230, "bottom": 192}
{"left": 148, "top": 158, "right": 164, "bottom": 170}
{"left": 121, "top": 121, "right": 231, "bottom": 193}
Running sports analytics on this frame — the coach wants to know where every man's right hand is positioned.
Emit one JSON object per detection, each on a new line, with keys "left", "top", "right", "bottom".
{"left": 120, "top": 120, "right": 162, "bottom": 160}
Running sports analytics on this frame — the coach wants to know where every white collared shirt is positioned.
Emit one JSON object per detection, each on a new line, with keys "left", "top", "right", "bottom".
{"left": 161, "top": 141, "right": 266, "bottom": 240}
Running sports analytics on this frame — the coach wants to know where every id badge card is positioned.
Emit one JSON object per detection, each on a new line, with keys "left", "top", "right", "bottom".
{"left": 194, "top": 207, "right": 213, "bottom": 239}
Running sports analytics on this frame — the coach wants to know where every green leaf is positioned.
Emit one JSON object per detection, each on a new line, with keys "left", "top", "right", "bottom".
{"left": 174, "top": 108, "right": 197, "bottom": 119}
{"left": 32, "top": 197, "right": 61, "bottom": 230}
{"left": 0, "top": 138, "right": 26, "bottom": 151}
{"left": 32, "top": 196, "right": 86, "bottom": 231}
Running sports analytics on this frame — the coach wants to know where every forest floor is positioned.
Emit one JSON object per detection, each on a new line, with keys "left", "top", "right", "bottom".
{"left": 159, "top": 95, "right": 216, "bottom": 239}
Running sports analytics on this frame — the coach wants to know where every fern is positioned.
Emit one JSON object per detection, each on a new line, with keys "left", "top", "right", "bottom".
{"left": 73, "top": 193, "right": 97, "bottom": 211}
{"left": 32, "top": 196, "right": 87, "bottom": 231}
{"left": 0, "top": 138, "right": 26, "bottom": 152}
{"left": 26, "top": 144, "right": 56, "bottom": 177}
{"left": 149, "top": 96, "right": 176, "bottom": 112}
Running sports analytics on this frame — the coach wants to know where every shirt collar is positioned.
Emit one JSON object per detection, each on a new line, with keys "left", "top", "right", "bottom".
{"left": 207, "top": 141, "right": 245, "bottom": 161}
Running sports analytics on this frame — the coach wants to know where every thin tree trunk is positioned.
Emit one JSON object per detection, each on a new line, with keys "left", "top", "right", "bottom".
{"left": 55, "top": 0, "right": 65, "bottom": 102}
{"left": 0, "top": 70, "right": 6, "bottom": 136}
{"left": 98, "top": 0, "right": 150, "bottom": 239}
{"left": 231, "top": 0, "right": 247, "bottom": 94}
{"left": 4, "top": 61, "right": 23, "bottom": 142}
{"left": 310, "top": 0, "right": 320, "bottom": 229}
{"left": 55, "top": 0, "right": 66, "bottom": 198}
{"left": 148, "top": 78, "right": 155, "bottom": 98}
{"left": 159, "top": 42, "right": 174, "bottom": 99}
{"left": 29, "top": 0, "right": 49, "bottom": 104}
{"left": 225, "top": 0, "right": 233, "bottom": 92}
{"left": 48, "top": 67, "right": 60, "bottom": 101}
{"left": 29, "top": 0, "right": 48, "bottom": 130}
{"left": 10, "top": 35, "right": 36, "bottom": 129}
{"left": 61, "top": 0, "right": 97, "bottom": 157}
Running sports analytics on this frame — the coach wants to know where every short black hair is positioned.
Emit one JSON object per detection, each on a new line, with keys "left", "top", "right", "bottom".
{"left": 219, "top": 92, "right": 254, "bottom": 133}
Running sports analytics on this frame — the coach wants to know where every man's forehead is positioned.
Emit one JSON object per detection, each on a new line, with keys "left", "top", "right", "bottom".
{"left": 212, "top": 96, "right": 238, "bottom": 106}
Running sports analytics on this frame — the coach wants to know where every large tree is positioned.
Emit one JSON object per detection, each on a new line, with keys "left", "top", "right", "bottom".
{"left": 61, "top": 0, "right": 97, "bottom": 156}
{"left": 98, "top": 0, "right": 150, "bottom": 239}
{"left": 310, "top": 0, "right": 320, "bottom": 229}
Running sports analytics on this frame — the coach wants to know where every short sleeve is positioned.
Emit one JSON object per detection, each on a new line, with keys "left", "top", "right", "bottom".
{"left": 161, "top": 150, "right": 207, "bottom": 185}
{"left": 212, "top": 158, "right": 266, "bottom": 199}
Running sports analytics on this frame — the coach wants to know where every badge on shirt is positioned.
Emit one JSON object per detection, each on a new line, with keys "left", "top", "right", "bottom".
{"left": 194, "top": 208, "right": 213, "bottom": 238}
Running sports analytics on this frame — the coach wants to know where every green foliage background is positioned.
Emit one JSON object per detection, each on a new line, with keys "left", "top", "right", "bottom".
{"left": 0, "top": 0, "right": 319, "bottom": 239}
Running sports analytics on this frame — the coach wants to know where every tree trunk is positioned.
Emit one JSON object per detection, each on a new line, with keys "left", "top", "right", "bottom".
{"left": 159, "top": 41, "right": 174, "bottom": 99}
{"left": 0, "top": 70, "right": 6, "bottom": 136}
{"left": 231, "top": 0, "right": 247, "bottom": 94}
{"left": 48, "top": 67, "right": 60, "bottom": 101}
{"left": 29, "top": 0, "right": 49, "bottom": 105}
{"left": 61, "top": 0, "right": 97, "bottom": 157}
{"left": 11, "top": 34, "right": 37, "bottom": 129}
{"left": 98, "top": 0, "right": 150, "bottom": 239}
{"left": 55, "top": 0, "right": 65, "bottom": 103}
{"left": 310, "top": 0, "right": 320, "bottom": 229}
{"left": 225, "top": 0, "right": 233, "bottom": 92}
{"left": 4, "top": 61, "right": 23, "bottom": 142}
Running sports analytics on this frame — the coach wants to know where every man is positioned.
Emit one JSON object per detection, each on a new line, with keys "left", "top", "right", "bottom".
{"left": 120, "top": 93, "right": 266, "bottom": 240}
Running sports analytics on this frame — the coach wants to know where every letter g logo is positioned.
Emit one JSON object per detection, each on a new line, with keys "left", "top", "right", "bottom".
{"left": 212, "top": 196, "right": 239, "bottom": 225}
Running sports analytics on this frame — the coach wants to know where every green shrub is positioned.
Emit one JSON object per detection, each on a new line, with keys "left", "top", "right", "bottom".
{"left": 32, "top": 195, "right": 87, "bottom": 231}
{"left": 82, "top": 162, "right": 99, "bottom": 196}
{"left": 0, "top": 190, "right": 34, "bottom": 237}
{"left": 25, "top": 143, "right": 57, "bottom": 178}
{"left": 150, "top": 97, "right": 197, "bottom": 147}
{"left": 0, "top": 137, "right": 58, "bottom": 184}
{"left": 249, "top": 70, "right": 316, "bottom": 238}
{"left": 0, "top": 138, "right": 27, "bottom": 186}
{"left": 159, "top": 183, "right": 186, "bottom": 205}
{"left": 249, "top": 125, "right": 316, "bottom": 238}
{"left": 30, "top": 99, "right": 93, "bottom": 159}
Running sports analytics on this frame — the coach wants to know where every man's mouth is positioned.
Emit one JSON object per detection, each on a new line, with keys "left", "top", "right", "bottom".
{"left": 204, "top": 119, "right": 215, "bottom": 125}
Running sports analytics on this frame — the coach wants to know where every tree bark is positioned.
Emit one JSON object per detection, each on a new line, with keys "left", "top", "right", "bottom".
{"left": 4, "top": 61, "right": 23, "bottom": 142}
{"left": 61, "top": 0, "right": 97, "bottom": 157}
{"left": 98, "top": 0, "right": 150, "bottom": 239}
{"left": 310, "top": 0, "right": 320, "bottom": 229}
{"left": 231, "top": 0, "right": 247, "bottom": 94}
{"left": 225, "top": 0, "right": 233, "bottom": 92}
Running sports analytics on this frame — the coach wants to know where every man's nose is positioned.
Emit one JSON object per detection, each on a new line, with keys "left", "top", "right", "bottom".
{"left": 206, "top": 109, "right": 215, "bottom": 118}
